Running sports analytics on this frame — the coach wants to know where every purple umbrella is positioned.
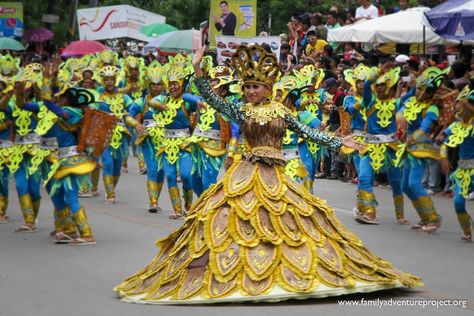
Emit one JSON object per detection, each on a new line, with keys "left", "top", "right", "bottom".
{"left": 423, "top": 0, "right": 474, "bottom": 41}
{"left": 24, "top": 27, "right": 55, "bottom": 42}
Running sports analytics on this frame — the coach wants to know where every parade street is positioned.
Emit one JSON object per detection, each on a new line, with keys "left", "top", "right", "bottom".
{"left": 1, "top": 157, "right": 473, "bottom": 316}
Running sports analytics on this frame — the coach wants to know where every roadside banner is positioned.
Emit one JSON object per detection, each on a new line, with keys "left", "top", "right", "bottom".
{"left": 77, "top": 5, "right": 165, "bottom": 42}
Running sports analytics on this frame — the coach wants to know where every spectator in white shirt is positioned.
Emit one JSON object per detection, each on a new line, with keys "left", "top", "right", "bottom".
{"left": 355, "top": 0, "right": 379, "bottom": 21}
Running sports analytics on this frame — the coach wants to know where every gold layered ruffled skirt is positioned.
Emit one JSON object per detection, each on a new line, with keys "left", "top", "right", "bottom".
{"left": 114, "top": 160, "right": 421, "bottom": 304}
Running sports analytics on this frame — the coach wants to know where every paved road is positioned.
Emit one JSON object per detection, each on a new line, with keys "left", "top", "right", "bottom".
{"left": 1, "top": 157, "right": 473, "bottom": 316}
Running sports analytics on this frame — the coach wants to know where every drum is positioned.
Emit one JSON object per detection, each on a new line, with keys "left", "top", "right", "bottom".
{"left": 77, "top": 108, "right": 119, "bottom": 158}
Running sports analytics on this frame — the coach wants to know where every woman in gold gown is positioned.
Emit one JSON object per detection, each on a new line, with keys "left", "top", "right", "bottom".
{"left": 114, "top": 45, "right": 421, "bottom": 304}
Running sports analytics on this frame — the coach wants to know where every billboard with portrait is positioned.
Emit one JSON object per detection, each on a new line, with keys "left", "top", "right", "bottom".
{"left": 0, "top": 2, "right": 23, "bottom": 38}
{"left": 209, "top": 0, "right": 256, "bottom": 48}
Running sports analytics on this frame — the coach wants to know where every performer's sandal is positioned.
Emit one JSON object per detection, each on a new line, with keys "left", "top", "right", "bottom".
{"left": 421, "top": 218, "right": 442, "bottom": 234}
{"left": 15, "top": 225, "right": 38, "bottom": 233}
{"left": 54, "top": 232, "right": 75, "bottom": 244}
{"left": 461, "top": 234, "right": 472, "bottom": 242}
{"left": 148, "top": 204, "right": 162, "bottom": 213}
{"left": 353, "top": 207, "right": 379, "bottom": 225}
{"left": 169, "top": 213, "right": 183, "bottom": 220}
{"left": 91, "top": 191, "right": 100, "bottom": 197}
{"left": 71, "top": 237, "right": 96, "bottom": 246}
{"left": 0, "top": 215, "right": 9, "bottom": 224}
{"left": 396, "top": 218, "right": 410, "bottom": 225}
{"left": 410, "top": 221, "right": 427, "bottom": 230}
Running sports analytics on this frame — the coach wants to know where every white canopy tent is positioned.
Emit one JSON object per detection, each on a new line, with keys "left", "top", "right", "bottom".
{"left": 328, "top": 7, "right": 450, "bottom": 44}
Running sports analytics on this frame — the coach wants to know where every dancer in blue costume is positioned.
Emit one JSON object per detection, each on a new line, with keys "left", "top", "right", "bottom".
{"left": 96, "top": 65, "right": 134, "bottom": 203}
{"left": 16, "top": 67, "right": 80, "bottom": 242}
{"left": 1, "top": 66, "right": 43, "bottom": 232}
{"left": 342, "top": 64, "right": 371, "bottom": 177}
{"left": 395, "top": 67, "right": 447, "bottom": 233}
{"left": 186, "top": 67, "right": 236, "bottom": 197}
{"left": 440, "top": 86, "right": 474, "bottom": 242}
{"left": 274, "top": 74, "right": 320, "bottom": 191}
{"left": 125, "top": 61, "right": 166, "bottom": 213}
{"left": 0, "top": 77, "right": 13, "bottom": 224}
{"left": 353, "top": 66, "right": 408, "bottom": 225}
{"left": 295, "top": 65, "right": 327, "bottom": 185}
{"left": 149, "top": 54, "right": 198, "bottom": 219}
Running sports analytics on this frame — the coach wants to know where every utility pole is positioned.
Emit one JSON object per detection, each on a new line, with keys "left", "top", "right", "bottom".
{"left": 67, "top": 0, "right": 79, "bottom": 42}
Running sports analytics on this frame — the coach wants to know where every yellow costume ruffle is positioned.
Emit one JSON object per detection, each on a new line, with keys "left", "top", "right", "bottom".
{"left": 114, "top": 160, "right": 421, "bottom": 304}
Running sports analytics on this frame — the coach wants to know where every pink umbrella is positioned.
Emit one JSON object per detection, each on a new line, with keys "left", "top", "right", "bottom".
{"left": 24, "top": 27, "right": 54, "bottom": 42}
{"left": 61, "top": 40, "right": 107, "bottom": 57}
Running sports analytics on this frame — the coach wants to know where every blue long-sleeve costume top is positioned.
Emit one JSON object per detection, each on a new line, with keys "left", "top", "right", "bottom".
{"left": 8, "top": 98, "right": 39, "bottom": 135}
{"left": 361, "top": 80, "right": 413, "bottom": 135}
{"left": 153, "top": 94, "right": 198, "bottom": 130}
{"left": 22, "top": 102, "right": 56, "bottom": 139}
{"left": 42, "top": 101, "right": 83, "bottom": 148}
{"left": 284, "top": 111, "right": 320, "bottom": 149}
{"left": 343, "top": 95, "right": 366, "bottom": 131}
{"left": 0, "top": 109, "right": 12, "bottom": 141}
{"left": 295, "top": 89, "right": 327, "bottom": 122}
{"left": 400, "top": 96, "right": 439, "bottom": 143}
{"left": 183, "top": 93, "right": 223, "bottom": 131}
{"left": 444, "top": 120, "right": 474, "bottom": 160}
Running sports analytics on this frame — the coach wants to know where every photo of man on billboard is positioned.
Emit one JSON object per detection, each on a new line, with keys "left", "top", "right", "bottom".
{"left": 211, "top": 1, "right": 236, "bottom": 36}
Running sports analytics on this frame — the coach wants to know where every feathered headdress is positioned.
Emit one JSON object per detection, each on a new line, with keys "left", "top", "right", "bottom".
{"left": 0, "top": 54, "right": 20, "bottom": 76}
{"left": 373, "top": 67, "right": 401, "bottom": 94}
{"left": 416, "top": 66, "right": 450, "bottom": 96}
{"left": 296, "top": 64, "right": 325, "bottom": 89}
{"left": 145, "top": 60, "right": 166, "bottom": 86}
{"left": 344, "top": 64, "right": 372, "bottom": 92}
{"left": 99, "top": 65, "right": 124, "bottom": 86}
{"left": 272, "top": 75, "right": 300, "bottom": 102}
{"left": 165, "top": 53, "right": 193, "bottom": 88}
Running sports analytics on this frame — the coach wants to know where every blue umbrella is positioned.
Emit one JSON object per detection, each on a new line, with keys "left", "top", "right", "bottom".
{"left": 423, "top": 0, "right": 474, "bottom": 41}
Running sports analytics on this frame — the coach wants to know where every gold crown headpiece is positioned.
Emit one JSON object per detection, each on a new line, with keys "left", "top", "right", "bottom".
{"left": 99, "top": 65, "right": 124, "bottom": 86}
{"left": 296, "top": 64, "right": 325, "bottom": 89}
{"left": 145, "top": 60, "right": 166, "bottom": 85}
{"left": 231, "top": 45, "right": 280, "bottom": 87}
{"left": 273, "top": 75, "right": 300, "bottom": 102}
{"left": 373, "top": 67, "right": 400, "bottom": 94}
{"left": 0, "top": 54, "right": 20, "bottom": 76}
{"left": 344, "top": 64, "right": 371, "bottom": 92}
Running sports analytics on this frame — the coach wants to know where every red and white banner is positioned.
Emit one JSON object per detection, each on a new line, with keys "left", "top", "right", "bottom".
{"left": 77, "top": 5, "right": 165, "bottom": 42}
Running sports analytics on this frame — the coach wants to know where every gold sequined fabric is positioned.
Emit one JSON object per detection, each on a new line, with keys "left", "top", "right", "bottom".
{"left": 114, "top": 162, "right": 421, "bottom": 304}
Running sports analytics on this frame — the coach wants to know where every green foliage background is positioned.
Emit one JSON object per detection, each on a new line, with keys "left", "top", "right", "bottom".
{"left": 19, "top": 0, "right": 440, "bottom": 44}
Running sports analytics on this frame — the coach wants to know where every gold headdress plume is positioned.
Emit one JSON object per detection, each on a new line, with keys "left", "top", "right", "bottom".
{"left": 296, "top": 64, "right": 325, "bottom": 89}
{"left": 373, "top": 67, "right": 400, "bottom": 94}
{"left": 456, "top": 85, "right": 473, "bottom": 103}
{"left": 15, "top": 68, "right": 42, "bottom": 90}
{"left": 121, "top": 55, "right": 145, "bottom": 73}
{"left": 55, "top": 68, "right": 77, "bottom": 96}
{"left": 98, "top": 50, "right": 118, "bottom": 67}
{"left": 25, "top": 62, "right": 44, "bottom": 73}
{"left": 99, "top": 65, "right": 124, "bottom": 86}
{"left": 0, "top": 54, "right": 20, "bottom": 76}
{"left": 273, "top": 75, "right": 300, "bottom": 102}
{"left": 0, "top": 75, "right": 14, "bottom": 94}
{"left": 344, "top": 64, "right": 372, "bottom": 92}
{"left": 165, "top": 53, "right": 193, "bottom": 88}
{"left": 416, "top": 66, "right": 450, "bottom": 96}
{"left": 231, "top": 45, "right": 280, "bottom": 87}
{"left": 145, "top": 60, "right": 166, "bottom": 85}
